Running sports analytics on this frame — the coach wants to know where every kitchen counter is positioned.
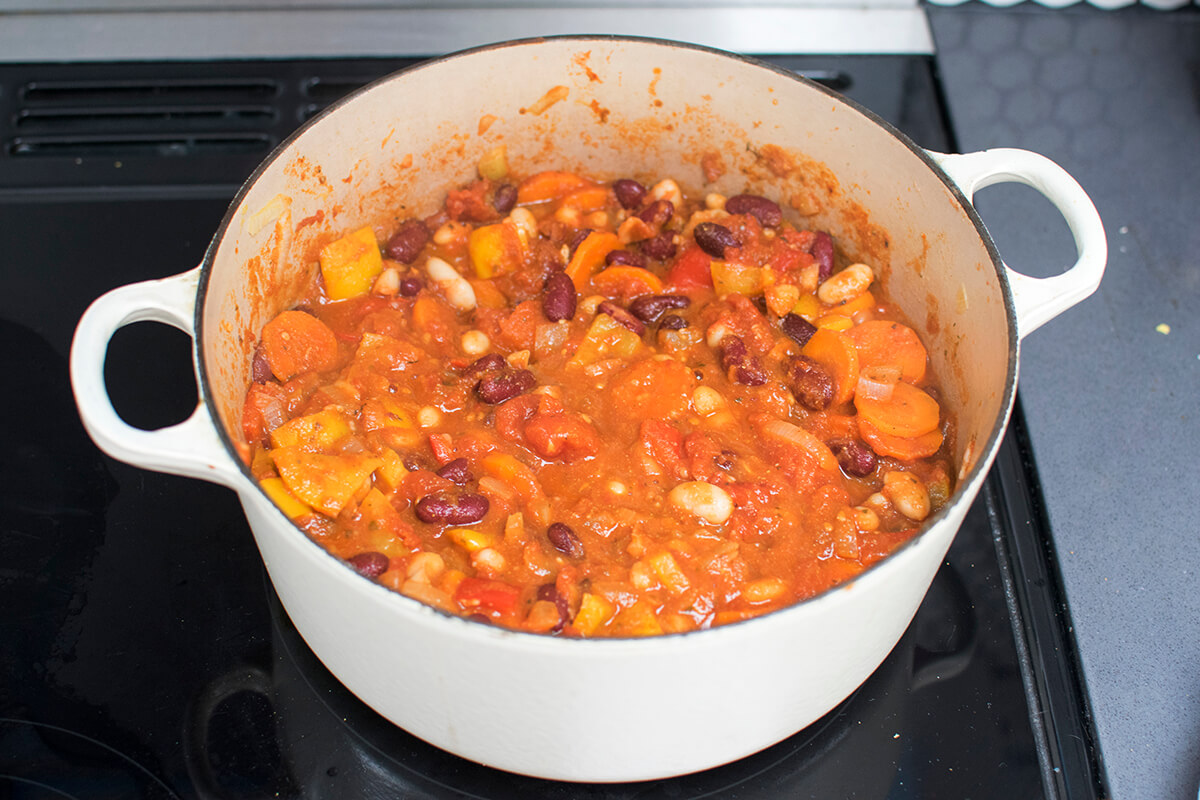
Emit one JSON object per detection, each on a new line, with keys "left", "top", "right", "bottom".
{"left": 2, "top": 3, "right": 1196, "bottom": 797}
{"left": 928, "top": 6, "right": 1200, "bottom": 798}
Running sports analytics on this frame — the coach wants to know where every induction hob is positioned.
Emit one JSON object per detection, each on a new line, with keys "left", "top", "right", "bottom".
{"left": 0, "top": 53, "right": 1104, "bottom": 799}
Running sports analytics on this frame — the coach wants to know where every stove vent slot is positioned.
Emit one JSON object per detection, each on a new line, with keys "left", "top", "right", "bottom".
{"left": 10, "top": 133, "right": 274, "bottom": 159}
{"left": 299, "top": 75, "right": 378, "bottom": 121}
{"left": 8, "top": 77, "right": 281, "bottom": 159}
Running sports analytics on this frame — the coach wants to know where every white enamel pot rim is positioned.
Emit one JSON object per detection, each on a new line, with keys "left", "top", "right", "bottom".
{"left": 70, "top": 36, "right": 1106, "bottom": 782}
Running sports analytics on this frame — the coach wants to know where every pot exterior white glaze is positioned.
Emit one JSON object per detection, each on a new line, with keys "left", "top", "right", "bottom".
{"left": 71, "top": 37, "right": 1105, "bottom": 782}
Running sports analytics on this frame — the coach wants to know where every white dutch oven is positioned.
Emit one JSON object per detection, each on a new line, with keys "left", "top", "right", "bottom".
{"left": 70, "top": 37, "right": 1105, "bottom": 782}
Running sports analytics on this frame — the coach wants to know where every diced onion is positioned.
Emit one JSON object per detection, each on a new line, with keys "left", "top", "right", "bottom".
{"left": 855, "top": 366, "right": 902, "bottom": 402}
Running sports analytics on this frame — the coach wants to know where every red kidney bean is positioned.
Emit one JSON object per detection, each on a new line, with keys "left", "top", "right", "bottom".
{"left": 780, "top": 313, "right": 817, "bottom": 347}
{"left": 385, "top": 219, "right": 429, "bottom": 264}
{"left": 605, "top": 248, "right": 647, "bottom": 268}
{"left": 693, "top": 222, "right": 739, "bottom": 258}
{"left": 567, "top": 228, "right": 592, "bottom": 258}
{"left": 475, "top": 368, "right": 537, "bottom": 404}
{"left": 719, "top": 335, "right": 768, "bottom": 386}
{"left": 251, "top": 346, "right": 272, "bottom": 383}
{"left": 492, "top": 183, "right": 517, "bottom": 214}
{"left": 640, "top": 231, "right": 677, "bottom": 261}
{"left": 832, "top": 439, "right": 877, "bottom": 477}
{"left": 637, "top": 199, "right": 674, "bottom": 227}
{"left": 660, "top": 314, "right": 688, "bottom": 330}
{"left": 536, "top": 583, "right": 569, "bottom": 630}
{"left": 734, "top": 363, "right": 769, "bottom": 386}
{"left": 542, "top": 271, "right": 577, "bottom": 322}
{"left": 719, "top": 335, "right": 748, "bottom": 369}
{"left": 348, "top": 551, "right": 389, "bottom": 578}
{"left": 436, "top": 457, "right": 473, "bottom": 485}
{"left": 629, "top": 293, "right": 690, "bottom": 323}
{"left": 462, "top": 352, "right": 506, "bottom": 379}
{"left": 725, "top": 194, "right": 783, "bottom": 227}
{"left": 547, "top": 522, "right": 584, "bottom": 559}
{"left": 613, "top": 178, "right": 648, "bottom": 210}
{"left": 787, "top": 355, "right": 834, "bottom": 410}
{"left": 402, "top": 454, "right": 429, "bottom": 472}
{"left": 398, "top": 276, "right": 423, "bottom": 297}
{"left": 812, "top": 231, "right": 835, "bottom": 281}
{"left": 596, "top": 300, "right": 646, "bottom": 335}
{"left": 415, "top": 492, "right": 489, "bottom": 525}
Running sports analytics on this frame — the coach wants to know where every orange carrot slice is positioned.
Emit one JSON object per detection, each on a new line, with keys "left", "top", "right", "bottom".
{"left": 845, "top": 320, "right": 927, "bottom": 383}
{"left": 260, "top": 309, "right": 338, "bottom": 381}
{"left": 558, "top": 185, "right": 610, "bottom": 212}
{"left": 565, "top": 230, "right": 621, "bottom": 291}
{"left": 800, "top": 328, "right": 860, "bottom": 407}
{"left": 854, "top": 381, "right": 940, "bottom": 438}
{"left": 516, "top": 171, "right": 592, "bottom": 205}
{"left": 858, "top": 417, "right": 944, "bottom": 460}
{"left": 591, "top": 265, "right": 664, "bottom": 300}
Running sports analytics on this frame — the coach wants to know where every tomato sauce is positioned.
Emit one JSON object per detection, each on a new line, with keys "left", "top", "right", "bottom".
{"left": 242, "top": 163, "right": 954, "bottom": 637}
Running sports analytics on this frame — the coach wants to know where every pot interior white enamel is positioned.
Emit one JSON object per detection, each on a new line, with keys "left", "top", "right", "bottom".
{"left": 196, "top": 38, "right": 1015, "bottom": 781}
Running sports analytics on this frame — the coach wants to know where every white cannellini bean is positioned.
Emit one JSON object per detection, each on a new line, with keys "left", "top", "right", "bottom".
{"left": 818, "top": 263, "right": 875, "bottom": 305}
{"left": 882, "top": 471, "right": 931, "bottom": 521}
{"left": 668, "top": 481, "right": 734, "bottom": 525}
{"left": 460, "top": 330, "right": 490, "bottom": 356}
{"left": 432, "top": 220, "right": 470, "bottom": 246}
{"left": 372, "top": 266, "right": 401, "bottom": 296}
{"left": 425, "top": 256, "right": 476, "bottom": 311}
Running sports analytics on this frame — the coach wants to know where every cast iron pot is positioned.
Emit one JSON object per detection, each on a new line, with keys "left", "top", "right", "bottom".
{"left": 70, "top": 36, "right": 1105, "bottom": 782}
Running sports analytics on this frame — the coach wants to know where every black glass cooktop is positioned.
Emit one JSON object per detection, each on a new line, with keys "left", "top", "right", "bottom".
{"left": 0, "top": 54, "right": 1102, "bottom": 799}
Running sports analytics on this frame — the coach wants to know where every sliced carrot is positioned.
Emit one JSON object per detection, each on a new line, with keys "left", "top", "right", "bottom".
{"left": 858, "top": 417, "right": 944, "bottom": 460}
{"left": 558, "top": 185, "right": 610, "bottom": 212}
{"left": 800, "top": 328, "right": 860, "bottom": 407}
{"left": 481, "top": 453, "right": 544, "bottom": 502}
{"left": 564, "top": 230, "right": 621, "bottom": 291}
{"left": 516, "top": 170, "right": 592, "bottom": 205}
{"left": 845, "top": 320, "right": 927, "bottom": 384}
{"left": 591, "top": 265, "right": 664, "bottom": 300}
{"left": 828, "top": 290, "right": 875, "bottom": 320}
{"left": 260, "top": 309, "right": 339, "bottom": 381}
{"left": 854, "top": 381, "right": 940, "bottom": 438}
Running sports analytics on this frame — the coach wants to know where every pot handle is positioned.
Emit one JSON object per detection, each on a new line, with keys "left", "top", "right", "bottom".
{"left": 69, "top": 267, "right": 242, "bottom": 487}
{"left": 929, "top": 148, "right": 1107, "bottom": 340}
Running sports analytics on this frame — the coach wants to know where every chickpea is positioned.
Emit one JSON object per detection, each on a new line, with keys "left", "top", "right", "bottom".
{"left": 460, "top": 330, "right": 490, "bottom": 356}
{"left": 405, "top": 551, "right": 445, "bottom": 584}
{"left": 649, "top": 178, "right": 683, "bottom": 207}
{"left": 692, "top": 386, "right": 726, "bottom": 417}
